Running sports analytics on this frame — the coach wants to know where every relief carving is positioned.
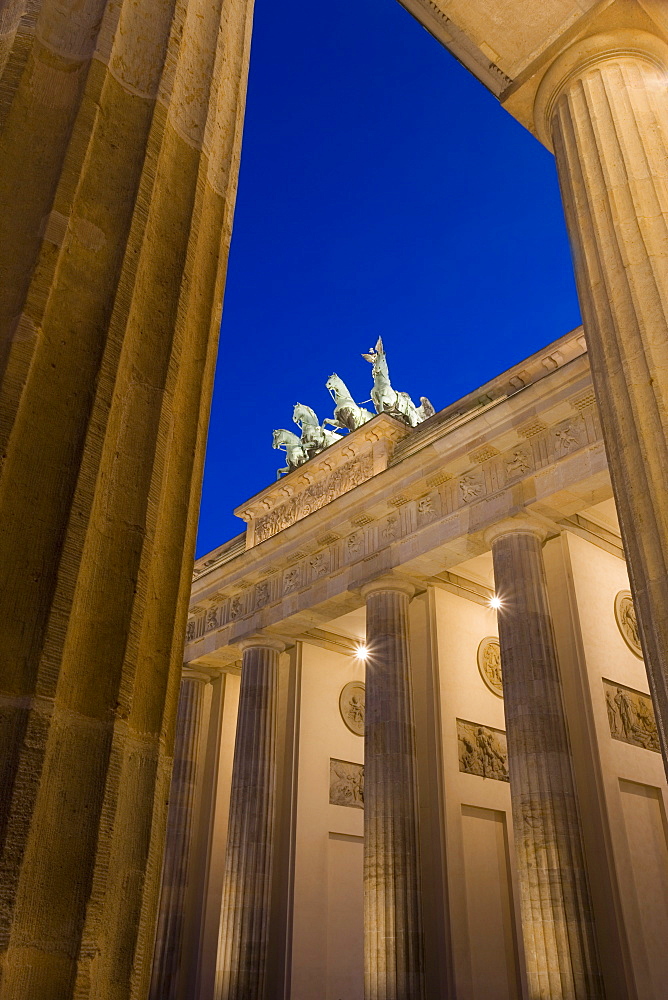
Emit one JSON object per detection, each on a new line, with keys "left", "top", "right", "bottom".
{"left": 347, "top": 532, "right": 362, "bottom": 557}
{"left": 339, "top": 681, "right": 365, "bottom": 736}
{"left": 457, "top": 719, "right": 509, "bottom": 781}
{"left": 459, "top": 474, "right": 484, "bottom": 503}
{"left": 477, "top": 637, "right": 503, "bottom": 697}
{"left": 283, "top": 566, "right": 301, "bottom": 594}
{"left": 205, "top": 606, "right": 219, "bottom": 631}
{"left": 255, "top": 454, "right": 374, "bottom": 543}
{"left": 506, "top": 448, "right": 531, "bottom": 477}
{"left": 329, "top": 758, "right": 364, "bottom": 808}
{"left": 255, "top": 580, "right": 270, "bottom": 608}
{"left": 604, "top": 679, "right": 659, "bottom": 753}
{"left": 229, "top": 595, "right": 244, "bottom": 620}
{"left": 417, "top": 494, "right": 437, "bottom": 520}
{"left": 381, "top": 515, "right": 399, "bottom": 542}
{"left": 614, "top": 590, "right": 643, "bottom": 657}
{"left": 310, "top": 551, "right": 330, "bottom": 578}
{"left": 185, "top": 619, "right": 196, "bottom": 643}
{"left": 554, "top": 424, "right": 580, "bottom": 453}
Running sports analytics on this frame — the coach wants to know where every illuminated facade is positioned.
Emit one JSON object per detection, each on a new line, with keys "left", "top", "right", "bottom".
{"left": 155, "top": 327, "right": 668, "bottom": 1000}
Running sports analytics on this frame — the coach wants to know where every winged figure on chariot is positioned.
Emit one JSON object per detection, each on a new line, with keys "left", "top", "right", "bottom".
{"left": 361, "top": 336, "right": 435, "bottom": 427}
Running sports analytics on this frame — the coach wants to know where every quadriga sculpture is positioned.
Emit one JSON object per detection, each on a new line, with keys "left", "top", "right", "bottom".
{"left": 272, "top": 337, "right": 435, "bottom": 476}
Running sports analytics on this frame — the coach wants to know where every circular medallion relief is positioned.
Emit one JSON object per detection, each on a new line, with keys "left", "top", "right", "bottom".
{"left": 339, "top": 681, "right": 365, "bottom": 736}
{"left": 614, "top": 590, "right": 643, "bottom": 658}
{"left": 477, "top": 637, "right": 503, "bottom": 697}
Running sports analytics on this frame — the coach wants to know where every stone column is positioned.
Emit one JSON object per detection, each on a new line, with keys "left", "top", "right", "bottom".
{"left": 361, "top": 578, "right": 425, "bottom": 1000}
{"left": 216, "top": 637, "right": 284, "bottom": 1000}
{"left": 534, "top": 28, "right": 668, "bottom": 775}
{"left": 0, "top": 0, "right": 253, "bottom": 997}
{"left": 488, "top": 521, "right": 603, "bottom": 1000}
{"left": 150, "top": 669, "right": 211, "bottom": 1000}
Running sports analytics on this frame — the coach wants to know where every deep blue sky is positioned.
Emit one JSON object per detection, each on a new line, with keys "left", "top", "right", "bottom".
{"left": 196, "top": 0, "right": 581, "bottom": 556}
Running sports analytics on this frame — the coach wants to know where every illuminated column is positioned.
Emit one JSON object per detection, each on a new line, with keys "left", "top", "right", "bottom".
{"left": 488, "top": 521, "right": 603, "bottom": 999}
{"left": 0, "top": 0, "right": 253, "bottom": 995}
{"left": 150, "top": 669, "right": 211, "bottom": 1000}
{"left": 535, "top": 29, "right": 668, "bottom": 775}
{"left": 216, "top": 637, "right": 284, "bottom": 1000}
{"left": 362, "top": 578, "right": 425, "bottom": 1000}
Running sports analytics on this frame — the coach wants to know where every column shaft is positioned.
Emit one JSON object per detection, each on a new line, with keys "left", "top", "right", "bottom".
{"left": 150, "top": 673, "right": 209, "bottom": 1000}
{"left": 363, "top": 583, "right": 425, "bottom": 1000}
{"left": 491, "top": 529, "right": 603, "bottom": 1000}
{"left": 542, "top": 31, "right": 668, "bottom": 774}
{"left": 217, "top": 641, "right": 281, "bottom": 1000}
{"left": 0, "top": 0, "right": 254, "bottom": 995}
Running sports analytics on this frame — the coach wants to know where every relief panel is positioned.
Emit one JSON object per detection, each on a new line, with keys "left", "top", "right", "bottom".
{"left": 457, "top": 720, "right": 509, "bottom": 781}
{"left": 330, "top": 759, "right": 364, "bottom": 809}
{"left": 604, "top": 679, "right": 660, "bottom": 753}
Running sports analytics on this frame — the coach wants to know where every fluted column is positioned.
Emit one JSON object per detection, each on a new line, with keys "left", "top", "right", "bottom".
{"left": 534, "top": 29, "right": 668, "bottom": 776}
{"left": 489, "top": 522, "right": 603, "bottom": 1000}
{"left": 0, "top": 0, "right": 253, "bottom": 995}
{"left": 150, "top": 669, "right": 211, "bottom": 1000}
{"left": 361, "top": 578, "right": 425, "bottom": 1000}
{"left": 216, "top": 637, "right": 284, "bottom": 1000}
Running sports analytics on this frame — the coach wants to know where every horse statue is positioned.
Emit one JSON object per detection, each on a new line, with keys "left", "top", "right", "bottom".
{"left": 323, "top": 374, "right": 374, "bottom": 432}
{"left": 362, "top": 336, "right": 435, "bottom": 427}
{"left": 293, "top": 403, "right": 341, "bottom": 458}
{"left": 272, "top": 428, "right": 308, "bottom": 478}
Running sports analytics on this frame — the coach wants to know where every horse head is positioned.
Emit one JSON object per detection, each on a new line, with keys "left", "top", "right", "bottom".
{"left": 272, "top": 428, "right": 300, "bottom": 451}
{"left": 326, "top": 373, "right": 342, "bottom": 398}
{"left": 293, "top": 402, "right": 319, "bottom": 428}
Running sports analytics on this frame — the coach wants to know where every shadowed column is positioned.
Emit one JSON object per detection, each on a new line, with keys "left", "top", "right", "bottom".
{"left": 362, "top": 578, "right": 425, "bottom": 1000}
{"left": 489, "top": 521, "right": 604, "bottom": 1000}
{"left": 535, "top": 28, "right": 668, "bottom": 781}
{"left": 150, "top": 669, "right": 211, "bottom": 1000}
{"left": 0, "top": 0, "right": 254, "bottom": 995}
{"left": 216, "top": 637, "right": 284, "bottom": 1000}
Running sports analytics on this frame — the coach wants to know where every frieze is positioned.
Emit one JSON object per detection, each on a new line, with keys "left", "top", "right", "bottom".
{"left": 459, "top": 472, "right": 484, "bottom": 503}
{"left": 554, "top": 421, "right": 581, "bottom": 455}
{"left": 381, "top": 514, "right": 400, "bottom": 543}
{"left": 253, "top": 454, "right": 374, "bottom": 544}
{"left": 416, "top": 494, "right": 439, "bottom": 522}
{"left": 505, "top": 447, "right": 532, "bottom": 478}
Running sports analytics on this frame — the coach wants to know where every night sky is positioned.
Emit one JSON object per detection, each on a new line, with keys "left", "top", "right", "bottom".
{"left": 196, "top": 0, "right": 581, "bottom": 557}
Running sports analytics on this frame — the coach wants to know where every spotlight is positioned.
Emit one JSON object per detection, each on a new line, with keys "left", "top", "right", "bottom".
{"left": 355, "top": 644, "right": 369, "bottom": 660}
{"left": 489, "top": 595, "right": 502, "bottom": 610}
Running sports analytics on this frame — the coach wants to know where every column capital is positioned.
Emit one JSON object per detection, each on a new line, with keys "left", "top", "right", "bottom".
{"left": 181, "top": 666, "right": 214, "bottom": 684}
{"left": 534, "top": 29, "right": 668, "bottom": 145}
{"left": 360, "top": 576, "right": 416, "bottom": 600}
{"left": 238, "top": 635, "right": 286, "bottom": 654}
{"left": 484, "top": 516, "right": 548, "bottom": 548}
